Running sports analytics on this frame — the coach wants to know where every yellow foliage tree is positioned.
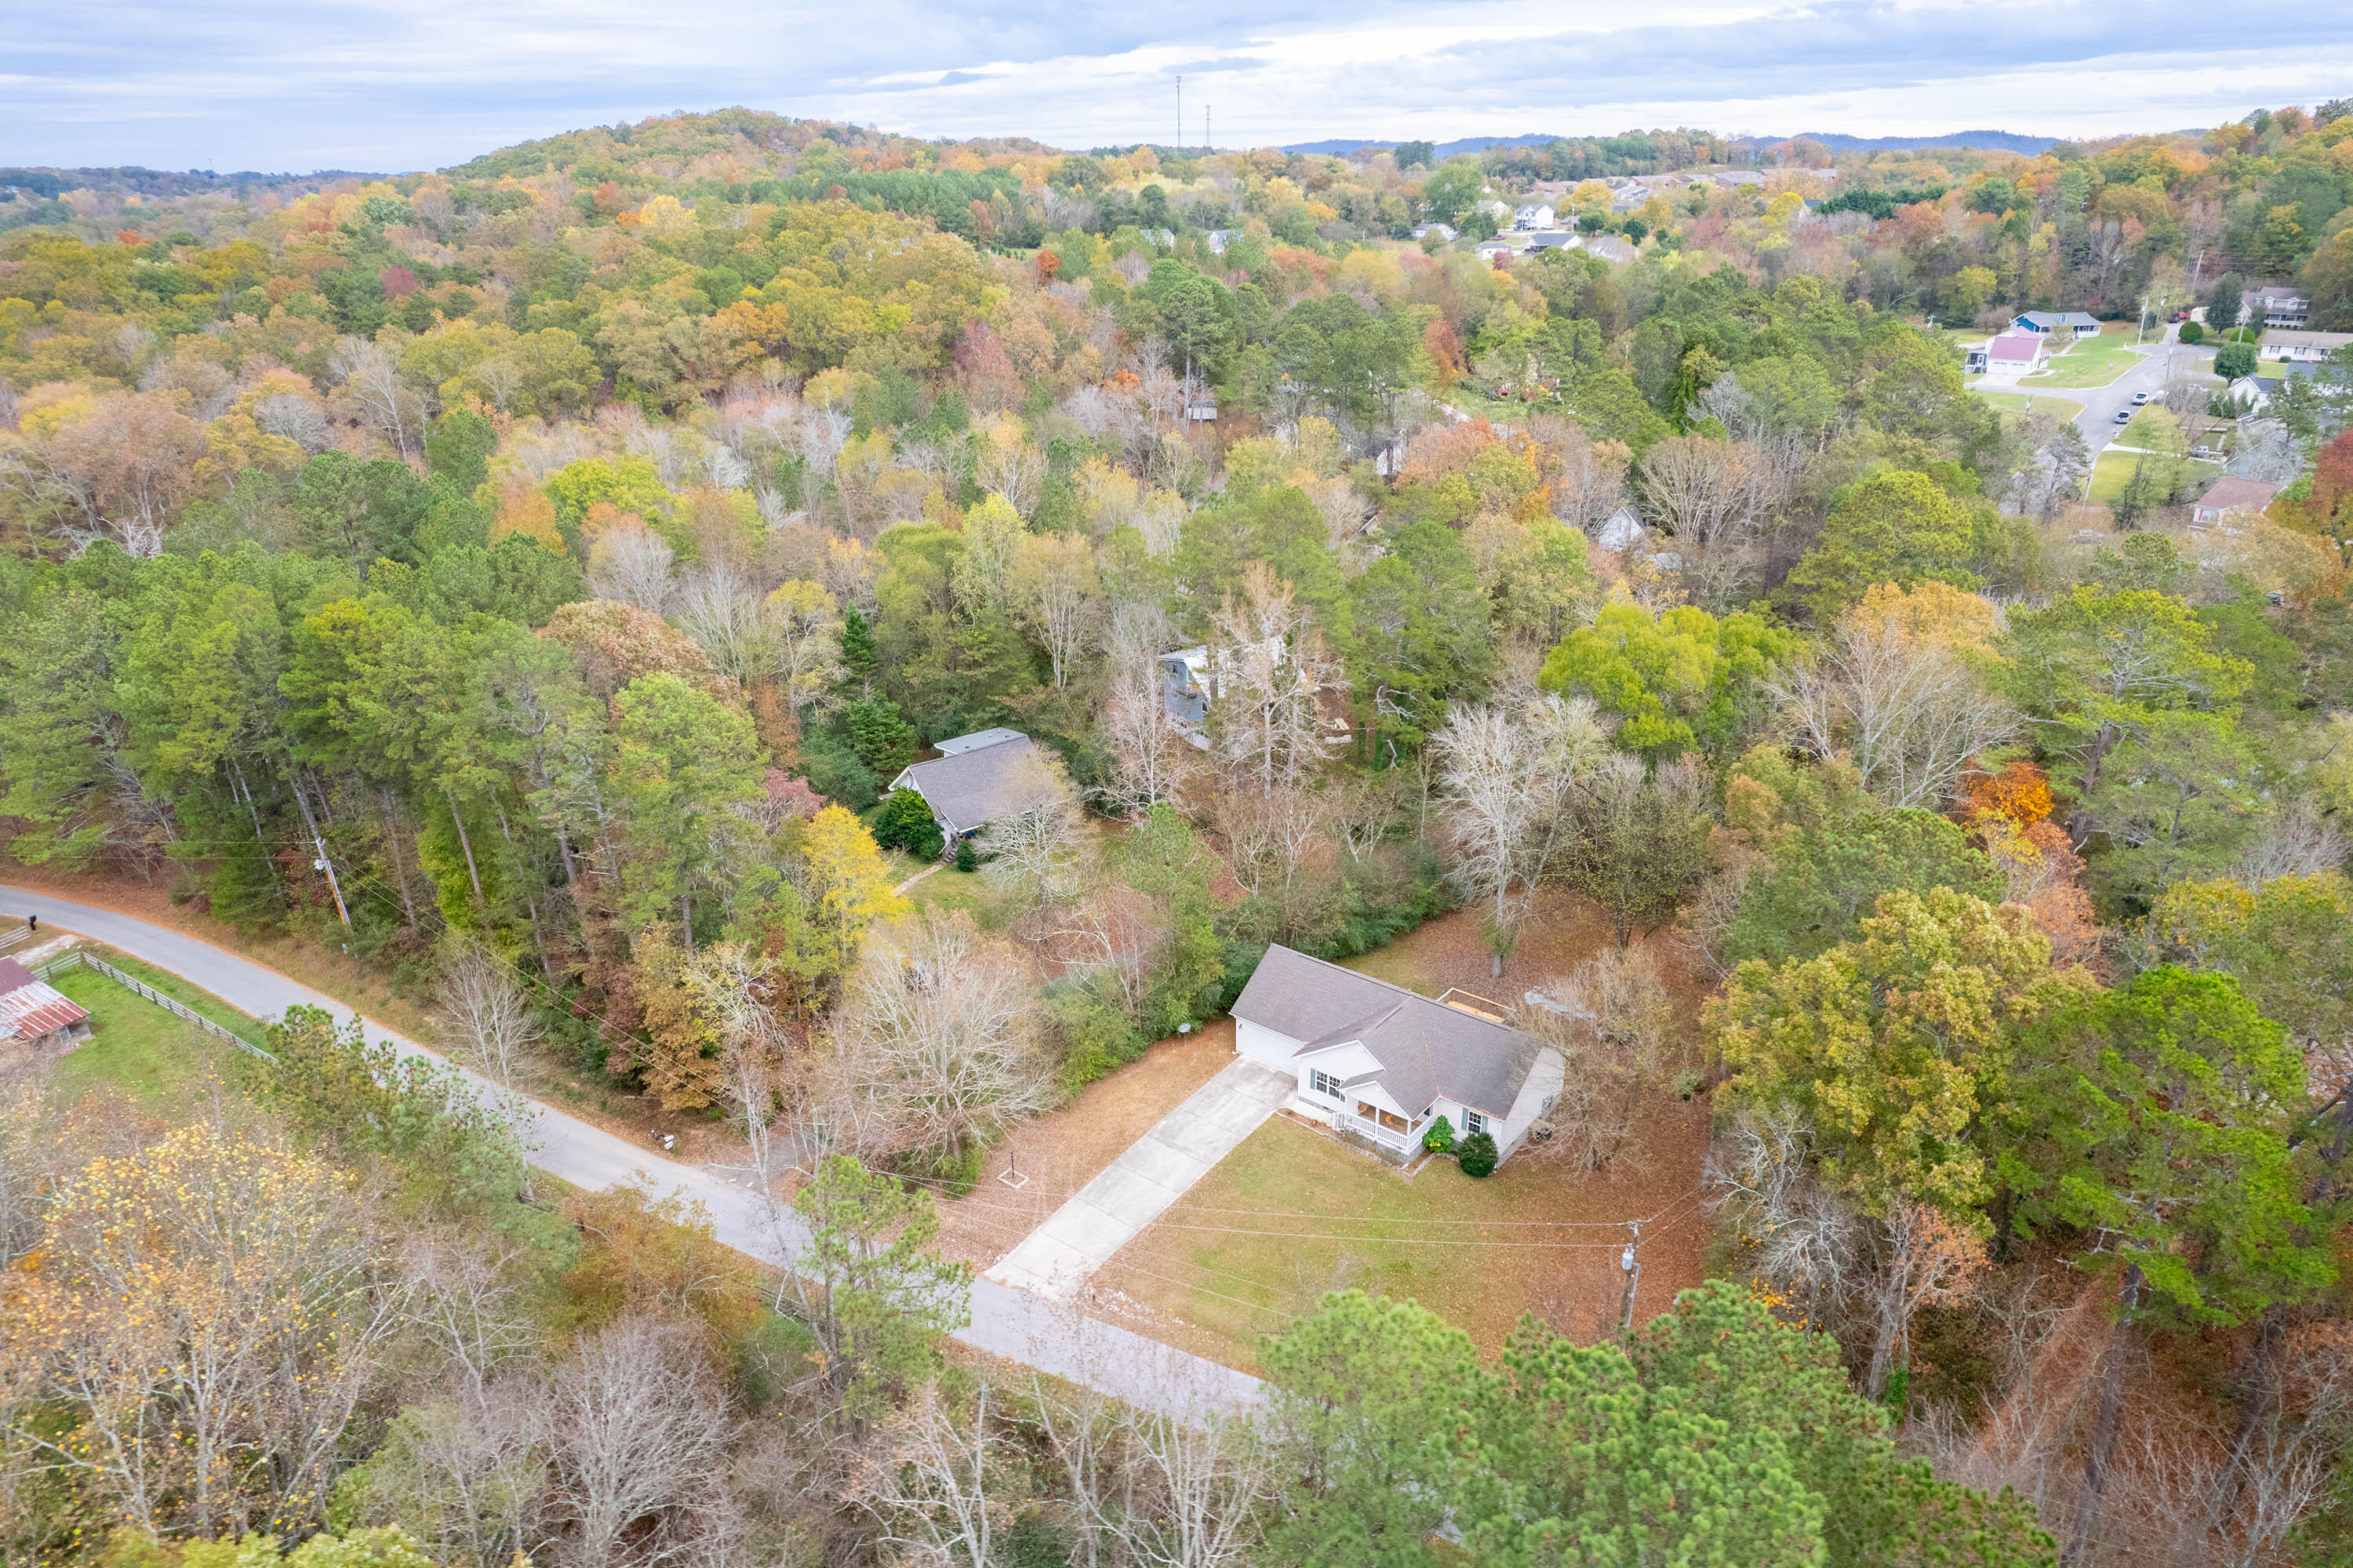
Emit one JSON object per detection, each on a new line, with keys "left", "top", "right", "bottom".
{"left": 800, "top": 804, "right": 907, "bottom": 977}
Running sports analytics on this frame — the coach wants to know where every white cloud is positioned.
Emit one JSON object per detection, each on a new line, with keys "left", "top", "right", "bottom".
{"left": 4, "top": 0, "right": 2349, "bottom": 169}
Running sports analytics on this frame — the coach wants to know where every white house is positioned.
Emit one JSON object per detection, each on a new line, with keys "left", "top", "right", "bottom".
{"left": 1512, "top": 202, "right": 1556, "bottom": 231}
{"left": 1231, "top": 946, "right": 1564, "bottom": 1166}
{"left": 2249, "top": 286, "right": 2310, "bottom": 329}
{"left": 1974, "top": 330, "right": 2049, "bottom": 381}
{"left": 2260, "top": 329, "right": 2353, "bottom": 364}
{"left": 1202, "top": 229, "right": 1239, "bottom": 256}
{"left": 1473, "top": 237, "right": 1518, "bottom": 262}
{"left": 886, "top": 730, "right": 1056, "bottom": 844}
{"left": 1409, "top": 221, "right": 1457, "bottom": 242}
{"left": 2013, "top": 310, "right": 2102, "bottom": 339}
{"left": 2191, "top": 476, "right": 2282, "bottom": 529}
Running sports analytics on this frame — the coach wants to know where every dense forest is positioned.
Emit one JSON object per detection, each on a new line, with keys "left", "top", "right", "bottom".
{"left": 3, "top": 101, "right": 2353, "bottom": 1566}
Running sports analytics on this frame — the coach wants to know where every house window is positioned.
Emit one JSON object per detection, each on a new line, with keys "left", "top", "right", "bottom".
{"left": 1463, "top": 1109, "right": 1487, "bottom": 1138}
{"left": 1309, "top": 1068, "right": 1344, "bottom": 1099}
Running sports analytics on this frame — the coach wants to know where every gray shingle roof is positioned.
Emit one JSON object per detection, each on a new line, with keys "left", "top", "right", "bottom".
{"left": 1232, "top": 945, "right": 1543, "bottom": 1117}
{"left": 893, "top": 735, "right": 1053, "bottom": 837}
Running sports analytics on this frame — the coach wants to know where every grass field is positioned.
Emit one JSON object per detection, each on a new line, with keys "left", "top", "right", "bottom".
{"left": 2020, "top": 332, "right": 2149, "bottom": 389}
{"left": 1970, "top": 388, "right": 2086, "bottom": 424}
{"left": 48, "top": 966, "right": 245, "bottom": 1107}
{"left": 1104, "top": 1107, "right": 1709, "bottom": 1369}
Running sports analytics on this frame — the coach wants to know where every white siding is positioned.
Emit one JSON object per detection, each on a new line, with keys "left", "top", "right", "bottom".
{"left": 1493, "top": 1048, "right": 1566, "bottom": 1162}
{"left": 1234, "top": 1017, "right": 1304, "bottom": 1069}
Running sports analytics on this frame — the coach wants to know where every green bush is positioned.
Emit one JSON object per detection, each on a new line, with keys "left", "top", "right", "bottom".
{"left": 1423, "top": 1115, "right": 1457, "bottom": 1154}
{"left": 2177, "top": 319, "right": 2205, "bottom": 344}
{"left": 873, "top": 788, "right": 944, "bottom": 860}
{"left": 1457, "top": 1131, "right": 1499, "bottom": 1177}
{"left": 954, "top": 836, "right": 980, "bottom": 872}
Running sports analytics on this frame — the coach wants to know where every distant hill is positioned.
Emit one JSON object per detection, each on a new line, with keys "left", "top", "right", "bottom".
{"left": 1777, "top": 130, "right": 2058, "bottom": 155}
{"left": 1279, "top": 133, "right": 1569, "bottom": 158}
{"left": 1281, "top": 129, "right": 2058, "bottom": 158}
{"left": 0, "top": 166, "right": 382, "bottom": 198}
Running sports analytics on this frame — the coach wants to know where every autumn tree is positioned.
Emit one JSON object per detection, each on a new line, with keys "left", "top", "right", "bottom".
{"left": 1431, "top": 692, "right": 1608, "bottom": 974}
{"left": 3, "top": 1122, "right": 404, "bottom": 1537}
{"left": 1707, "top": 886, "right": 2090, "bottom": 1215}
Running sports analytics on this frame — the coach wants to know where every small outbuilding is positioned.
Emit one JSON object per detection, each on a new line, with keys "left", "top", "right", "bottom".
{"left": 0, "top": 957, "right": 91, "bottom": 1070}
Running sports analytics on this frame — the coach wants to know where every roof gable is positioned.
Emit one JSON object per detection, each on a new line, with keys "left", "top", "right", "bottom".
{"left": 1233, "top": 945, "right": 1544, "bottom": 1116}
{"left": 895, "top": 735, "right": 1054, "bottom": 835}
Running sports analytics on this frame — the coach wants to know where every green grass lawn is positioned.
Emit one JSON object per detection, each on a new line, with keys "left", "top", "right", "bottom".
{"left": 1970, "top": 388, "right": 2086, "bottom": 424}
{"left": 1107, "top": 1107, "right": 1705, "bottom": 1367}
{"left": 48, "top": 967, "right": 246, "bottom": 1108}
{"left": 71, "top": 946, "right": 264, "bottom": 1043}
{"left": 2019, "top": 333, "right": 2149, "bottom": 389}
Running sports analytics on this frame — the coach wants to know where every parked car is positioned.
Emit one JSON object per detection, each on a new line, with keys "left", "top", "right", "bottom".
{"left": 2114, "top": 409, "right": 2133, "bottom": 424}
{"left": 2132, "top": 391, "right": 2151, "bottom": 406}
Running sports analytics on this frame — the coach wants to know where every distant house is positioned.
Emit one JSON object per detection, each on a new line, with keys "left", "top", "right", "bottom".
{"left": 1473, "top": 237, "right": 1518, "bottom": 262}
{"left": 0, "top": 957, "right": 91, "bottom": 1069}
{"left": 1475, "top": 198, "right": 1512, "bottom": 221}
{"left": 2191, "top": 476, "right": 2282, "bottom": 529}
{"left": 1184, "top": 393, "right": 1219, "bottom": 422}
{"left": 1231, "top": 945, "right": 1564, "bottom": 1166}
{"left": 1159, "top": 639, "right": 1349, "bottom": 751}
{"left": 1512, "top": 202, "right": 1556, "bottom": 231}
{"left": 2249, "top": 286, "right": 2311, "bottom": 329}
{"left": 2260, "top": 329, "right": 2353, "bottom": 364}
{"left": 1976, "top": 331, "right": 2049, "bottom": 380}
{"left": 1567, "top": 235, "right": 1637, "bottom": 264}
{"left": 1595, "top": 506, "right": 1645, "bottom": 552}
{"left": 886, "top": 730, "right": 1056, "bottom": 843}
{"left": 1409, "top": 221, "right": 1457, "bottom": 242}
{"left": 2013, "top": 311, "right": 2103, "bottom": 339}
{"left": 1202, "top": 229, "right": 1239, "bottom": 256}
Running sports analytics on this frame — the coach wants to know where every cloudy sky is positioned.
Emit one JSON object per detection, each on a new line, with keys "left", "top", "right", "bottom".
{"left": 9, "top": 0, "right": 2353, "bottom": 172}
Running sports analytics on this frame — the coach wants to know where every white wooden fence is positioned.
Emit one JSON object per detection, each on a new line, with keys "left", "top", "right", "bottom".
{"left": 35, "top": 950, "right": 275, "bottom": 1061}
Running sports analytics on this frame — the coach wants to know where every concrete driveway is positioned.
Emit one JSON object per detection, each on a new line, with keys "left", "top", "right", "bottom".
{"left": 1, "top": 884, "right": 1267, "bottom": 1417}
{"left": 986, "top": 1057, "right": 1296, "bottom": 1301}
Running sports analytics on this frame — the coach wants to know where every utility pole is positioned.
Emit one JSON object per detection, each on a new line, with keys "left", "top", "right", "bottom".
{"left": 1175, "top": 75, "right": 1182, "bottom": 153}
{"left": 1206, "top": 104, "right": 1212, "bottom": 153}
{"left": 1617, "top": 1221, "right": 1643, "bottom": 1334}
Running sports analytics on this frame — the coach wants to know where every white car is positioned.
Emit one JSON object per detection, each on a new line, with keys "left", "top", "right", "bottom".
{"left": 2131, "top": 391, "right": 2151, "bottom": 406}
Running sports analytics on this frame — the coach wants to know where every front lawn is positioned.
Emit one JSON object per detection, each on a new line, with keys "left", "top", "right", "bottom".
{"left": 1969, "top": 388, "right": 2086, "bottom": 424}
{"left": 2019, "top": 333, "right": 2149, "bottom": 389}
{"left": 1103, "top": 1106, "right": 1709, "bottom": 1370}
{"left": 48, "top": 967, "right": 245, "bottom": 1108}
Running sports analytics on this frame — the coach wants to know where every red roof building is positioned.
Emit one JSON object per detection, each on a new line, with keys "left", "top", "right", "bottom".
{"left": 0, "top": 956, "right": 91, "bottom": 1058}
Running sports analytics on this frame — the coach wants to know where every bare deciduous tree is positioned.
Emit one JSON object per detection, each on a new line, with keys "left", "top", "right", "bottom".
{"left": 545, "top": 1314, "right": 738, "bottom": 1568}
{"left": 440, "top": 943, "right": 545, "bottom": 1101}
{"left": 1771, "top": 603, "right": 2017, "bottom": 809}
{"left": 853, "top": 1375, "right": 1022, "bottom": 1568}
{"left": 1856, "top": 1198, "right": 1988, "bottom": 1401}
{"left": 979, "top": 753, "right": 1093, "bottom": 944}
{"left": 826, "top": 915, "right": 1052, "bottom": 1166}
{"left": 584, "top": 518, "right": 676, "bottom": 612}
{"left": 1208, "top": 562, "right": 1345, "bottom": 797}
{"left": 1431, "top": 692, "right": 1608, "bottom": 975}
{"left": 329, "top": 335, "right": 425, "bottom": 461}
{"left": 1518, "top": 944, "right": 1687, "bottom": 1171}
{"left": 1015, "top": 531, "right": 1104, "bottom": 689}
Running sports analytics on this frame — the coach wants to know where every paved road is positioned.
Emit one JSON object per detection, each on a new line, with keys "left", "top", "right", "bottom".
{"left": 1976, "top": 325, "right": 2219, "bottom": 462}
{"left": 2, "top": 884, "right": 1265, "bottom": 1417}
{"left": 988, "top": 1057, "right": 1293, "bottom": 1300}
